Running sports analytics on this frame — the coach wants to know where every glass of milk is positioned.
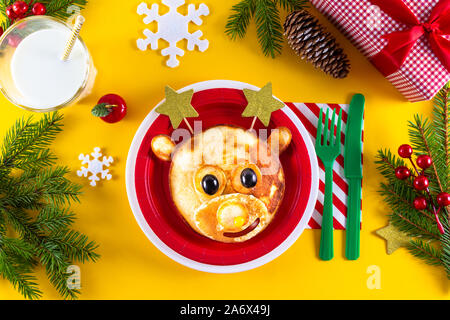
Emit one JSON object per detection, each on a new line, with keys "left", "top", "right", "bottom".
{"left": 0, "top": 16, "right": 96, "bottom": 112}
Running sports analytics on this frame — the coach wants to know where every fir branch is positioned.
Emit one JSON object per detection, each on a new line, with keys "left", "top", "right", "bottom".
{"left": 33, "top": 166, "right": 82, "bottom": 206}
{"left": 408, "top": 115, "right": 444, "bottom": 193}
{"left": 377, "top": 151, "right": 441, "bottom": 240}
{"left": 45, "top": 260, "right": 79, "bottom": 299}
{"left": 0, "top": 112, "right": 63, "bottom": 173}
{"left": 0, "top": 117, "right": 34, "bottom": 175}
{"left": 275, "top": 0, "right": 307, "bottom": 11}
{"left": 56, "top": 0, "right": 87, "bottom": 20}
{"left": 0, "top": 112, "right": 99, "bottom": 299}
{"left": 0, "top": 166, "right": 82, "bottom": 211}
{"left": 2, "top": 207, "right": 41, "bottom": 241}
{"left": 225, "top": 0, "right": 256, "bottom": 40}
{"left": 0, "top": 236, "right": 36, "bottom": 266}
{"left": 407, "top": 239, "right": 443, "bottom": 266}
{"left": 255, "top": 0, "right": 284, "bottom": 58}
{"left": 0, "top": 250, "right": 41, "bottom": 300}
{"left": 45, "top": 0, "right": 87, "bottom": 20}
{"left": 225, "top": 0, "right": 308, "bottom": 58}
{"left": 51, "top": 229, "right": 100, "bottom": 263}
{"left": 432, "top": 83, "right": 449, "bottom": 192}
{"left": 36, "top": 239, "right": 67, "bottom": 272}
{"left": 37, "top": 241, "right": 77, "bottom": 299}
{"left": 375, "top": 149, "right": 413, "bottom": 186}
{"left": 376, "top": 150, "right": 434, "bottom": 221}
{"left": 376, "top": 84, "right": 450, "bottom": 279}
{"left": 390, "top": 210, "right": 440, "bottom": 241}
{"left": 35, "top": 206, "right": 76, "bottom": 234}
{"left": 380, "top": 182, "right": 434, "bottom": 221}
{"left": 441, "top": 214, "right": 450, "bottom": 278}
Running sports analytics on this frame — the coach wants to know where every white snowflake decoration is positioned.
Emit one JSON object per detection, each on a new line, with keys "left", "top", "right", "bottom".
{"left": 77, "top": 147, "right": 114, "bottom": 187}
{"left": 137, "top": 0, "right": 209, "bottom": 68}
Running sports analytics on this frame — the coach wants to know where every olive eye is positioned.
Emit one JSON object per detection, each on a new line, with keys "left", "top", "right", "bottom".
{"left": 201, "top": 174, "right": 219, "bottom": 195}
{"left": 240, "top": 168, "right": 257, "bottom": 188}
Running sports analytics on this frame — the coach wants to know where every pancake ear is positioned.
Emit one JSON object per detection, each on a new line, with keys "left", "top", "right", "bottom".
{"left": 151, "top": 135, "right": 176, "bottom": 161}
{"left": 268, "top": 127, "right": 292, "bottom": 154}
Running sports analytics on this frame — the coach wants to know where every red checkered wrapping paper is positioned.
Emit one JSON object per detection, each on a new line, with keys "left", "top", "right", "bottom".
{"left": 310, "top": 0, "right": 450, "bottom": 102}
{"left": 286, "top": 102, "right": 364, "bottom": 230}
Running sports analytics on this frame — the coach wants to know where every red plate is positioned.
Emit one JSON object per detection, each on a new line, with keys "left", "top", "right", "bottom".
{"left": 126, "top": 81, "right": 319, "bottom": 273}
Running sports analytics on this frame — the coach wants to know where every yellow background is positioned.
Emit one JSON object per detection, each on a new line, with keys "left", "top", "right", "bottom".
{"left": 0, "top": 0, "right": 449, "bottom": 300}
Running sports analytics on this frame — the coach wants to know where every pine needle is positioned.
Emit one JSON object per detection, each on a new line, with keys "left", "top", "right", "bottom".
{"left": 441, "top": 215, "right": 450, "bottom": 278}
{"left": 225, "top": 0, "right": 256, "bottom": 40}
{"left": 407, "top": 239, "right": 443, "bottom": 266}
{"left": 408, "top": 115, "right": 444, "bottom": 193}
{"left": 225, "top": 0, "right": 308, "bottom": 58}
{"left": 0, "top": 112, "right": 99, "bottom": 299}
{"left": 0, "top": 1, "right": 96, "bottom": 300}
{"left": 431, "top": 83, "right": 449, "bottom": 192}
{"left": 255, "top": 0, "right": 284, "bottom": 58}
{"left": 0, "top": 250, "right": 42, "bottom": 299}
{"left": 275, "top": 0, "right": 306, "bottom": 11}
{"left": 376, "top": 84, "right": 450, "bottom": 280}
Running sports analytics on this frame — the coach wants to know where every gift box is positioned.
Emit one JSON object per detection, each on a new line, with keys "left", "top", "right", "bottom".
{"left": 310, "top": 0, "right": 450, "bottom": 102}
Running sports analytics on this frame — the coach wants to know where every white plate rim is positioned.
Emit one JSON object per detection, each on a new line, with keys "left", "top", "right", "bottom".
{"left": 125, "top": 80, "right": 319, "bottom": 274}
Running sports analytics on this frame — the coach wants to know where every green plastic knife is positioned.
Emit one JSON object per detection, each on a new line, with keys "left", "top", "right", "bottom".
{"left": 344, "top": 94, "right": 365, "bottom": 260}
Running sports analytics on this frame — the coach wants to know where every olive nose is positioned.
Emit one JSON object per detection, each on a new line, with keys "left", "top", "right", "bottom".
{"left": 217, "top": 200, "right": 249, "bottom": 231}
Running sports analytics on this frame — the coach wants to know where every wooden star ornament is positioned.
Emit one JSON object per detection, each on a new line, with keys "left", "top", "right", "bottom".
{"left": 155, "top": 86, "right": 199, "bottom": 133}
{"left": 375, "top": 223, "right": 411, "bottom": 254}
{"left": 242, "top": 82, "right": 285, "bottom": 129}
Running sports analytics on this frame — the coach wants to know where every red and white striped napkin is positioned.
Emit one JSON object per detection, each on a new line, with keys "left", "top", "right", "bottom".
{"left": 285, "top": 102, "right": 364, "bottom": 230}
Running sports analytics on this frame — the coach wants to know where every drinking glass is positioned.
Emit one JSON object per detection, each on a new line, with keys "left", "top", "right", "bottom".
{"left": 0, "top": 16, "right": 96, "bottom": 112}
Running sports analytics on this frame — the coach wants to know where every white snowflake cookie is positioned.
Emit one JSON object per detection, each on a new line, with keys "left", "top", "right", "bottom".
{"left": 77, "top": 147, "right": 114, "bottom": 187}
{"left": 137, "top": 0, "right": 209, "bottom": 68}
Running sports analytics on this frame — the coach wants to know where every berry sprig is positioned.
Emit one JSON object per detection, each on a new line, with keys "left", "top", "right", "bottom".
{"left": 4, "top": 1, "right": 46, "bottom": 23}
{"left": 1, "top": 0, "right": 88, "bottom": 34}
{"left": 395, "top": 144, "right": 447, "bottom": 234}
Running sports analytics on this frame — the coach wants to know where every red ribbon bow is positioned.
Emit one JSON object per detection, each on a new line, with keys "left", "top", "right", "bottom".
{"left": 370, "top": 0, "right": 450, "bottom": 76}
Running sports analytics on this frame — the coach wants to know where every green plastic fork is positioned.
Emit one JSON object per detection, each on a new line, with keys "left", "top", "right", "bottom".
{"left": 315, "top": 108, "right": 343, "bottom": 261}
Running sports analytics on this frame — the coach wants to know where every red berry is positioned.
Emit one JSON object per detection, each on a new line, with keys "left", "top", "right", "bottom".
{"left": 395, "top": 166, "right": 411, "bottom": 180}
{"left": 32, "top": 2, "right": 46, "bottom": 15}
{"left": 6, "top": 5, "right": 17, "bottom": 19}
{"left": 0, "top": 27, "right": 3, "bottom": 37}
{"left": 398, "top": 144, "right": 413, "bottom": 158}
{"left": 12, "top": 1, "right": 28, "bottom": 16}
{"left": 436, "top": 192, "right": 450, "bottom": 207}
{"left": 95, "top": 94, "right": 127, "bottom": 123}
{"left": 413, "top": 175, "right": 429, "bottom": 191}
{"left": 413, "top": 197, "right": 428, "bottom": 210}
{"left": 416, "top": 155, "right": 432, "bottom": 169}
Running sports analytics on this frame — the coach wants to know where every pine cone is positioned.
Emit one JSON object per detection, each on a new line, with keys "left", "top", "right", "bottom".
{"left": 284, "top": 10, "right": 350, "bottom": 79}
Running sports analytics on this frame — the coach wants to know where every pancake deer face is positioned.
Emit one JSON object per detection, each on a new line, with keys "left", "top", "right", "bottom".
{"left": 151, "top": 126, "right": 292, "bottom": 243}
